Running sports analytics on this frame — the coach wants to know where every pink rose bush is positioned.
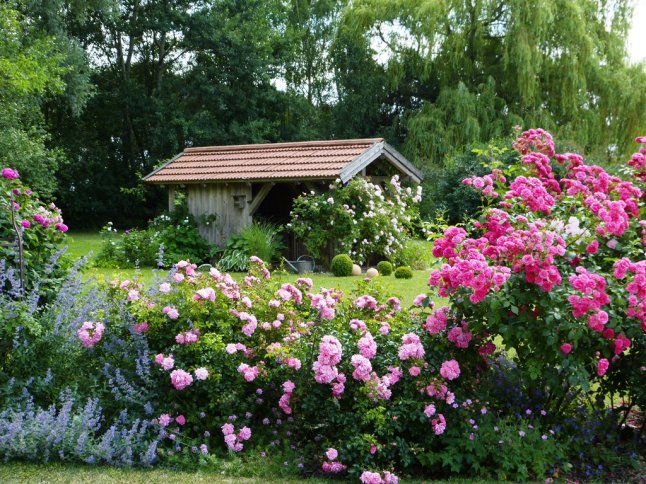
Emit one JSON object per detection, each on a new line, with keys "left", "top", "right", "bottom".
{"left": 92, "top": 254, "right": 488, "bottom": 479}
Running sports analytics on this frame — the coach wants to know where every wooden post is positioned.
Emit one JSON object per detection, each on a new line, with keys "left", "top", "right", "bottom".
{"left": 248, "top": 183, "right": 274, "bottom": 216}
{"left": 168, "top": 186, "right": 176, "bottom": 212}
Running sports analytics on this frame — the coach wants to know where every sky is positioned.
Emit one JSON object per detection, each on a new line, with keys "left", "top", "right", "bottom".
{"left": 628, "top": 0, "right": 646, "bottom": 63}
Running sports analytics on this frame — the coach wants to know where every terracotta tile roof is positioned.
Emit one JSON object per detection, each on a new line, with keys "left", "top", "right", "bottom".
{"left": 144, "top": 138, "right": 385, "bottom": 184}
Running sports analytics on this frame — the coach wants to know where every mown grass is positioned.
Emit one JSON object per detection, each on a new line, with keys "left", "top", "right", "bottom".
{"left": 63, "top": 232, "right": 438, "bottom": 306}
{"left": 0, "top": 460, "right": 328, "bottom": 484}
{"left": 64, "top": 231, "right": 108, "bottom": 261}
{"left": 0, "top": 461, "right": 497, "bottom": 484}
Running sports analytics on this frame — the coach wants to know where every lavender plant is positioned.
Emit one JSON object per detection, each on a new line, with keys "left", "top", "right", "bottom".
{"left": 0, "top": 389, "right": 161, "bottom": 466}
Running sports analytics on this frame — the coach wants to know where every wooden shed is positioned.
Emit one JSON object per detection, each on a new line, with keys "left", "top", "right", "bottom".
{"left": 143, "top": 138, "right": 422, "bottom": 249}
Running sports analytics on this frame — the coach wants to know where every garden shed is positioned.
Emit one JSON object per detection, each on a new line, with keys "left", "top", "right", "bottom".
{"left": 143, "top": 138, "right": 422, "bottom": 249}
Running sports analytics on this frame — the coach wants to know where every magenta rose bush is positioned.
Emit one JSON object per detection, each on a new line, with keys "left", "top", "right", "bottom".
{"left": 1, "top": 168, "right": 71, "bottom": 366}
{"left": 429, "top": 129, "right": 645, "bottom": 419}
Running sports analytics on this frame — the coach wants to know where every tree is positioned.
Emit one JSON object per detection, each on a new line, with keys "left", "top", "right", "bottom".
{"left": 0, "top": 3, "right": 69, "bottom": 199}
{"left": 344, "top": 0, "right": 646, "bottom": 166}
{"left": 44, "top": 0, "right": 311, "bottom": 228}
{"left": 13, "top": 0, "right": 644, "bottom": 228}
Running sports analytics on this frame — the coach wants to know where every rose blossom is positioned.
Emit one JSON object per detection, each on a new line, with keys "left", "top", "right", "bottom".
{"left": 325, "top": 448, "right": 338, "bottom": 460}
{"left": 170, "top": 369, "right": 193, "bottom": 390}
{"left": 194, "top": 367, "right": 209, "bottom": 380}
{"left": 439, "top": 359, "right": 460, "bottom": 380}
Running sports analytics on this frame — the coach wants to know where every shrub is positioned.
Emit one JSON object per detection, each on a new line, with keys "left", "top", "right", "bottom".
{"left": 422, "top": 141, "right": 516, "bottom": 224}
{"left": 376, "top": 261, "right": 393, "bottom": 276}
{"left": 330, "top": 254, "right": 353, "bottom": 276}
{"left": 121, "top": 228, "right": 158, "bottom": 267}
{"left": 93, "top": 222, "right": 122, "bottom": 269}
{"left": 290, "top": 176, "right": 422, "bottom": 264}
{"left": 429, "top": 129, "right": 646, "bottom": 421}
{"left": 394, "top": 266, "right": 413, "bottom": 279}
{"left": 0, "top": 167, "right": 69, "bottom": 299}
{"left": 7, "top": 255, "right": 482, "bottom": 474}
{"left": 83, "top": 258, "right": 490, "bottom": 478}
{"left": 422, "top": 405, "right": 567, "bottom": 481}
{"left": 95, "top": 211, "right": 212, "bottom": 269}
{"left": 150, "top": 211, "right": 212, "bottom": 265}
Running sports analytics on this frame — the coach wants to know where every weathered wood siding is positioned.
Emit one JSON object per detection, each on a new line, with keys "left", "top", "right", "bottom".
{"left": 187, "top": 183, "right": 252, "bottom": 246}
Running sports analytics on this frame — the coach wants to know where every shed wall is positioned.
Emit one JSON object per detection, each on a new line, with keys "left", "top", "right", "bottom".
{"left": 187, "top": 183, "right": 252, "bottom": 245}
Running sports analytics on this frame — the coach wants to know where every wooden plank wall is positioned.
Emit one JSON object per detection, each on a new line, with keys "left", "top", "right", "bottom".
{"left": 187, "top": 183, "right": 252, "bottom": 246}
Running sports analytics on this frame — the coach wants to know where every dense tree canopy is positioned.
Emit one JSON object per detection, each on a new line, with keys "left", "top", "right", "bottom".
{"left": 4, "top": 0, "right": 645, "bottom": 227}
{"left": 347, "top": 0, "right": 646, "bottom": 163}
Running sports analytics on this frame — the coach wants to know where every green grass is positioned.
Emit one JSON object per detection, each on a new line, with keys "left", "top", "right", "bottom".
{"left": 277, "top": 270, "right": 435, "bottom": 307}
{"left": 0, "top": 461, "right": 496, "bottom": 483}
{"left": 64, "top": 231, "right": 108, "bottom": 260}
{"left": 63, "top": 232, "right": 438, "bottom": 305}
{"left": 0, "top": 461, "right": 329, "bottom": 484}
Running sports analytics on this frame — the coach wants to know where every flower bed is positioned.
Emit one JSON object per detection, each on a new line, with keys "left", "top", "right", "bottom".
{"left": 1, "top": 130, "right": 644, "bottom": 481}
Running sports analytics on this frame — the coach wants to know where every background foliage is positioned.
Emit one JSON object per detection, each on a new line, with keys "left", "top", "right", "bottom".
{"left": 0, "top": 1, "right": 643, "bottom": 228}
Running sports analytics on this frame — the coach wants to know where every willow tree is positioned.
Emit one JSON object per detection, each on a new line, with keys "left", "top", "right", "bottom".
{"left": 345, "top": 0, "right": 646, "bottom": 165}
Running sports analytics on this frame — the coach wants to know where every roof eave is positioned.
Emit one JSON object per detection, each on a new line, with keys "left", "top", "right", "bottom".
{"left": 142, "top": 152, "right": 183, "bottom": 182}
{"left": 338, "top": 141, "right": 385, "bottom": 183}
{"left": 339, "top": 141, "right": 423, "bottom": 184}
{"left": 143, "top": 175, "right": 338, "bottom": 185}
{"left": 382, "top": 143, "right": 423, "bottom": 183}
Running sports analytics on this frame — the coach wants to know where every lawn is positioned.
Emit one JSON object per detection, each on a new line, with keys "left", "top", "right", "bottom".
{"left": 64, "top": 231, "right": 106, "bottom": 260}
{"left": 64, "top": 232, "right": 438, "bottom": 306}
{"left": 0, "top": 461, "right": 493, "bottom": 484}
{"left": 0, "top": 461, "right": 329, "bottom": 484}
